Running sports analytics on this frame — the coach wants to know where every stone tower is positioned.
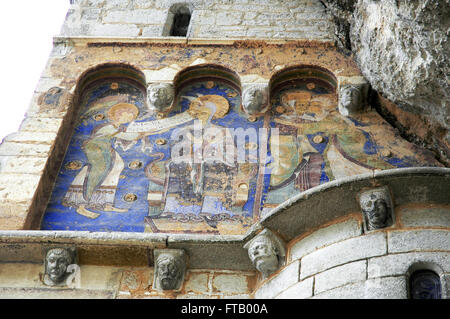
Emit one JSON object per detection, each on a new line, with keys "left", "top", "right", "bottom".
{"left": 0, "top": 0, "right": 448, "bottom": 299}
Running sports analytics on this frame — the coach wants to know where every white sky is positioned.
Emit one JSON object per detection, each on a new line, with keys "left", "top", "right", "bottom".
{"left": 0, "top": 1, "right": 71, "bottom": 143}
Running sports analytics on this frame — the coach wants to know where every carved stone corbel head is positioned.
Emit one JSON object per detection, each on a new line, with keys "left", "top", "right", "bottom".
{"left": 153, "top": 249, "right": 186, "bottom": 291}
{"left": 338, "top": 82, "right": 369, "bottom": 116}
{"left": 147, "top": 82, "right": 175, "bottom": 112}
{"left": 359, "top": 186, "right": 394, "bottom": 231}
{"left": 244, "top": 229, "right": 286, "bottom": 279}
{"left": 43, "top": 247, "right": 77, "bottom": 287}
{"left": 242, "top": 84, "right": 269, "bottom": 116}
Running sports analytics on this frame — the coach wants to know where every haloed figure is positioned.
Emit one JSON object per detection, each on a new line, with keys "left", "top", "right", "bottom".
{"left": 44, "top": 248, "right": 74, "bottom": 286}
{"left": 63, "top": 103, "right": 141, "bottom": 219}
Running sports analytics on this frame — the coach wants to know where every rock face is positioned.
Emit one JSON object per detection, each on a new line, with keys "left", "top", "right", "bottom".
{"left": 323, "top": 0, "right": 450, "bottom": 164}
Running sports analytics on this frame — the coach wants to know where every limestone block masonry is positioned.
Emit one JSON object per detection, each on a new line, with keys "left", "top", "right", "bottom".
{"left": 254, "top": 209, "right": 449, "bottom": 299}
{"left": 63, "top": 0, "right": 334, "bottom": 40}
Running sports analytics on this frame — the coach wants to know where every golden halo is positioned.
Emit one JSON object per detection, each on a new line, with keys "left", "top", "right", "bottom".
{"left": 188, "top": 95, "right": 230, "bottom": 120}
{"left": 106, "top": 103, "right": 139, "bottom": 122}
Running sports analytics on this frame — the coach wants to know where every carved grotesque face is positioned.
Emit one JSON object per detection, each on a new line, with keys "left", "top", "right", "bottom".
{"left": 156, "top": 255, "right": 181, "bottom": 290}
{"left": 243, "top": 87, "right": 265, "bottom": 115}
{"left": 248, "top": 237, "right": 279, "bottom": 278}
{"left": 45, "top": 249, "right": 71, "bottom": 284}
{"left": 147, "top": 84, "right": 174, "bottom": 111}
{"left": 340, "top": 85, "right": 361, "bottom": 111}
{"left": 361, "top": 193, "right": 389, "bottom": 230}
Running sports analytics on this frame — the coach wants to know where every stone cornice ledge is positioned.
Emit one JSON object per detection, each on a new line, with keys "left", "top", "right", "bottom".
{"left": 259, "top": 167, "right": 450, "bottom": 241}
{"left": 0, "top": 167, "right": 448, "bottom": 270}
{"left": 52, "top": 36, "right": 335, "bottom": 47}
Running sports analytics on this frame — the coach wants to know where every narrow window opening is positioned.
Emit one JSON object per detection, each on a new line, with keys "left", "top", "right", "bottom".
{"left": 409, "top": 270, "right": 442, "bottom": 299}
{"left": 170, "top": 11, "right": 191, "bottom": 37}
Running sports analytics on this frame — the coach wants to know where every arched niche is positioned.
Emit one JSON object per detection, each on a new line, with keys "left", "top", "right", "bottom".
{"left": 269, "top": 65, "right": 337, "bottom": 97}
{"left": 173, "top": 64, "right": 242, "bottom": 95}
{"left": 407, "top": 262, "right": 446, "bottom": 299}
{"left": 143, "top": 63, "right": 260, "bottom": 236}
{"left": 171, "top": 63, "right": 243, "bottom": 119}
{"left": 41, "top": 63, "right": 149, "bottom": 232}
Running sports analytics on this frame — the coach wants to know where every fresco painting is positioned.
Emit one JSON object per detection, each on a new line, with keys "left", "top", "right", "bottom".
{"left": 260, "top": 78, "right": 432, "bottom": 214}
{"left": 42, "top": 74, "right": 436, "bottom": 234}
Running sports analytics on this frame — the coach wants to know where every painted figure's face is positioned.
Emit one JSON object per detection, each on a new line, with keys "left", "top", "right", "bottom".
{"left": 362, "top": 194, "right": 388, "bottom": 229}
{"left": 188, "top": 100, "right": 213, "bottom": 125}
{"left": 248, "top": 238, "right": 279, "bottom": 277}
{"left": 243, "top": 88, "right": 264, "bottom": 114}
{"left": 46, "top": 250, "right": 71, "bottom": 283}
{"left": 116, "top": 111, "right": 137, "bottom": 124}
{"left": 157, "top": 256, "right": 180, "bottom": 290}
{"left": 107, "top": 103, "right": 139, "bottom": 125}
{"left": 340, "top": 86, "right": 361, "bottom": 110}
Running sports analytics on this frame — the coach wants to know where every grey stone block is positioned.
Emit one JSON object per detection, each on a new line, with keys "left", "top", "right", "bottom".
{"left": 275, "top": 277, "right": 313, "bottom": 299}
{"left": 88, "top": 23, "right": 141, "bottom": 37}
{"left": 300, "top": 232, "right": 386, "bottom": 279}
{"left": 290, "top": 218, "right": 362, "bottom": 261}
{"left": 103, "top": 9, "right": 167, "bottom": 25}
{"left": 167, "top": 234, "right": 253, "bottom": 270}
{"left": 364, "top": 276, "right": 407, "bottom": 299}
{"left": 388, "top": 230, "right": 450, "bottom": 253}
{"left": 0, "top": 244, "right": 43, "bottom": 263}
{"left": 368, "top": 252, "right": 450, "bottom": 279}
{"left": 443, "top": 274, "right": 450, "bottom": 299}
{"left": 314, "top": 260, "right": 367, "bottom": 294}
{"left": 104, "top": 0, "right": 130, "bottom": 9}
{"left": 311, "top": 281, "right": 366, "bottom": 299}
{"left": 215, "top": 12, "right": 244, "bottom": 26}
{"left": 0, "top": 142, "right": 52, "bottom": 157}
{"left": 0, "top": 287, "right": 115, "bottom": 299}
{"left": 254, "top": 260, "right": 300, "bottom": 299}
{"left": 311, "top": 276, "right": 407, "bottom": 299}
{"left": 141, "top": 25, "right": 165, "bottom": 37}
{"left": 400, "top": 207, "right": 450, "bottom": 228}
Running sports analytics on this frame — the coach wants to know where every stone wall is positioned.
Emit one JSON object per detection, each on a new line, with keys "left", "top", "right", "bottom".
{"left": 253, "top": 208, "right": 450, "bottom": 299}
{"left": 0, "top": 263, "right": 255, "bottom": 299}
{"left": 62, "top": 0, "right": 333, "bottom": 40}
{"left": 1, "top": 203, "right": 447, "bottom": 299}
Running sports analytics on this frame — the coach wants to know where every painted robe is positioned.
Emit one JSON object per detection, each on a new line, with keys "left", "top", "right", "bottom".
{"left": 62, "top": 123, "right": 140, "bottom": 210}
